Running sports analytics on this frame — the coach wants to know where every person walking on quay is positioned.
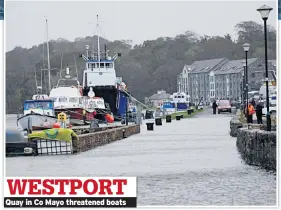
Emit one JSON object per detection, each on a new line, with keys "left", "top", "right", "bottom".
{"left": 212, "top": 100, "right": 218, "bottom": 114}
{"left": 251, "top": 98, "right": 256, "bottom": 108}
{"left": 255, "top": 101, "right": 264, "bottom": 124}
{"left": 246, "top": 102, "right": 255, "bottom": 124}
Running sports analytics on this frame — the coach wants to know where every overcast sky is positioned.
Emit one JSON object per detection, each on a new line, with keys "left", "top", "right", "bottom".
{"left": 6, "top": 0, "right": 277, "bottom": 52}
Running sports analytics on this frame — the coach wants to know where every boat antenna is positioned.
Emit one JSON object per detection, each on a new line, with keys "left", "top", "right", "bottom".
{"left": 40, "top": 68, "right": 43, "bottom": 90}
{"left": 60, "top": 53, "right": 63, "bottom": 75}
{"left": 56, "top": 53, "right": 64, "bottom": 87}
{"left": 34, "top": 68, "right": 43, "bottom": 95}
{"left": 104, "top": 44, "right": 107, "bottom": 59}
{"left": 45, "top": 18, "right": 51, "bottom": 92}
{"left": 34, "top": 68, "right": 38, "bottom": 89}
{"left": 74, "top": 54, "right": 79, "bottom": 82}
{"left": 97, "top": 15, "right": 100, "bottom": 71}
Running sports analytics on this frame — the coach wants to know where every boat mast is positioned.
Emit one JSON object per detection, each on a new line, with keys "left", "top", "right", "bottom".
{"left": 74, "top": 54, "right": 79, "bottom": 83}
{"left": 97, "top": 15, "right": 100, "bottom": 71}
{"left": 34, "top": 68, "right": 38, "bottom": 91}
{"left": 40, "top": 68, "right": 43, "bottom": 89}
{"left": 46, "top": 18, "right": 51, "bottom": 92}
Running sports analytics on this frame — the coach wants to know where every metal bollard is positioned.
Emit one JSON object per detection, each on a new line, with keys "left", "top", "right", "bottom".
{"left": 166, "top": 115, "right": 172, "bottom": 123}
{"left": 176, "top": 115, "right": 181, "bottom": 121}
{"left": 146, "top": 122, "right": 154, "bottom": 131}
{"left": 122, "top": 129, "right": 127, "bottom": 138}
{"left": 155, "top": 118, "right": 162, "bottom": 126}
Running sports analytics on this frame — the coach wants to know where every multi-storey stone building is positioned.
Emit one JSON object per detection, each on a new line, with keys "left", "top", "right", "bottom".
{"left": 177, "top": 57, "right": 276, "bottom": 103}
{"left": 177, "top": 65, "right": 191, "bottom": 94}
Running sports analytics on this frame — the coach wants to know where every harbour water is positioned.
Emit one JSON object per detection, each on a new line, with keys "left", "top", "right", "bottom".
{"left": 5, "top": 111, "right": 276, "bottom": 206}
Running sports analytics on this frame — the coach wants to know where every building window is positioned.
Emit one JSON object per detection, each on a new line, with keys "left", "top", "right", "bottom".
{"left": 210, "top": 75, "right": 214, "bottom": 83}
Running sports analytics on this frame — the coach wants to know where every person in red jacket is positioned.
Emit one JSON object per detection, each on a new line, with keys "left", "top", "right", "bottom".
{"left": 246, "top": 102, "right": 255, "bottom": 123}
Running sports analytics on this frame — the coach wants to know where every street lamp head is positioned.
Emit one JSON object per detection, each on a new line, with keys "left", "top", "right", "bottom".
{"left": 257, "top": 5, "right": 273, "bottom": 20}
{"left": 242, "top": 43, "right": 250, "bottom": 52}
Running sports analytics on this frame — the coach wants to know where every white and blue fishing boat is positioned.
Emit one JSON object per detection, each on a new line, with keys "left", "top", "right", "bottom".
{"left": 80, "top": 15, "right": 129, "bottom": 121}
{"left": 17, "top": 90, "right": 57, "bottom": 130}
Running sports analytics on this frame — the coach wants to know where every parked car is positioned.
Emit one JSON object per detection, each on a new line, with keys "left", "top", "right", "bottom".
{"left": 231, "top": 101, "right": 240, "bottom": 106}
{"left": 6, "top": 129, "right": 38, "bottom": 157}
{"left": 218, "top": 100, "right": 231, "bottom": 114}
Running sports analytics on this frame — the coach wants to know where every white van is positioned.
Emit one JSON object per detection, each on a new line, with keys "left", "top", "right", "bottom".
{"left": 262, "top": 94, "right": 276, "bottom": 115}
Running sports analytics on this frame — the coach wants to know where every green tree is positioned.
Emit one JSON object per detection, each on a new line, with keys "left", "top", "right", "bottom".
{"left": 6, "top": 21, "right": 276, "bottom": 114}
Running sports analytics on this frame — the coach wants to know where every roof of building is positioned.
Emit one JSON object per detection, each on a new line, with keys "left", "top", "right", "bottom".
{"left": 183, "top": 65, "right": 194, "bottom": 72}
{"left": 214, "top": 58, "right": 258, "bottom": 75}
{"left": 149, "top": 92, "right": 171, "bottom": 100}
{"left": 189, "top": 58, "right": 228, "bottom": 74}
{"left": 181, "top": 57, "right": 274, "bottom": 76}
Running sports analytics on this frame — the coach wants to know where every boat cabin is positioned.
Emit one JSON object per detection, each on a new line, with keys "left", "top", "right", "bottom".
{"left": 171, "top": 92, "right": 190, "bottom": 103}
{"left": 84, "top": 97, "right": 106, "bottom": 111}
{"left": 83, "top": 58, "right": 117, "bottom": 88}
{"left": 49, "top": 86, "right": 83, "bottom": 109}
{"left": 24, "top": 99, "right": 55, "bottom": 116}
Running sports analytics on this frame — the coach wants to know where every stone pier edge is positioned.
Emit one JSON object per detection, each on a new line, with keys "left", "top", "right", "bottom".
{"left": 229, "top": 110, "right": 276, "bottom": 171}
{"left": 72, "top": 124, "right": 140, "bottom": 153}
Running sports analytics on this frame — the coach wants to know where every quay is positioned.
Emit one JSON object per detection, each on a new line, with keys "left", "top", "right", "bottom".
{"left": 23, "top": 122, "right": 140, "bottom": 155}
{"left": 6, "top": 107, "right": 276, "bottom": 205}
{"left": 19, "top": 107, "right": 203, "bottom": 156}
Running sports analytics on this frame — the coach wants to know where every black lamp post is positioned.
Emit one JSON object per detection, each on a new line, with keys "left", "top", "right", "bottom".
{"left": 257, "top": 4, "right": 273, "bottom": 131}
{"left": 240, "top": 62, "right": 245, "bottom": 111}
{"left": 243, "top": 62, "right": 247, "bottom": 114}
{"left": 240, "top": 81, "right": 243, "bottom": 106}
{"left": 242, "top": 43, "right": 250, "bottom": 123}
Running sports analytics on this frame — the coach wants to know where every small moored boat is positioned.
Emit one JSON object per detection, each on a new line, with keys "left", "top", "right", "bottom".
{"left": 17, "top": 94, "right": 57, "bottom": 131}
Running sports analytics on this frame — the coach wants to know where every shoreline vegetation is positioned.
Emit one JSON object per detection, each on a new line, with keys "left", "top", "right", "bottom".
{"left": 6, "top": 21, "right": 276, "bottom": 114}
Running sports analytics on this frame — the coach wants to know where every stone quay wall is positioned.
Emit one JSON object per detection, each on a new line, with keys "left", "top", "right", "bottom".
{"left": 72, "top": 124, "right": 140, "bottom": 153}
{"left": 230, "top": 109, "right": 276, "bottom": 171}
{"left": 236, "top": 128, "right": 276, "bottom": 171}
{"left": 230, "top": 117, "right": 243, "bottom": 137}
